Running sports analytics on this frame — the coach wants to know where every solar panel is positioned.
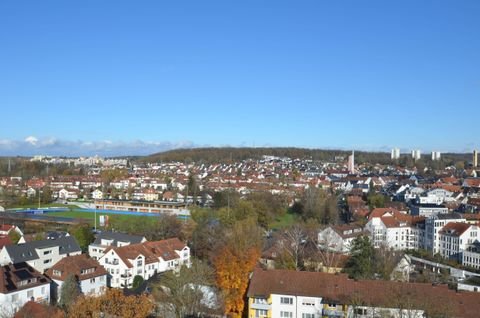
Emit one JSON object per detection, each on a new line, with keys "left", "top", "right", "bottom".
{"left": 15, "top": 269, "right": 33, "bottom": 280}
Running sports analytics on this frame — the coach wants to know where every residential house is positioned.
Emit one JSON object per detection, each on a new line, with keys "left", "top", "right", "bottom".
{"left": 0, "top": 236, "right": 82, "bottom": 273}
{"left": 410, "top": 203, "right": 448, "bottom": 218}
{"left": 365, "top": 208, "right": 424, "bottom": 250}
{"left": 0, "top": 224, "right": 24, "bottom": 237}
{"left": 46, "top": 254, "right": 107, "bottom": 301}
{"left": 98, "top": 238, "right": 190, "bottom": 288}
{"left": 438, "top": 222, "right": 480, "bottom": 261}
{"left": 0, "top": 262, "right": 51, "bottom": 315}
{"left": 58, "top": 188, "right": 78, "bottom": 200}
{"left": 424, "top": 213, "right": 466, "bottom": 254}
{"left": 88, "top": 231, "right": 146, "bottom": 260}
{"left": 247, "top": 268, "right": 480, "bottom": 318}
{"left": 91, "top": 189, "right": 103, "bottom": 200}
{"left": 318, "top": 224, "right": 369, "bottom": 254}
{"left": 462, "top": 243, "right": 480, "bottom": 270}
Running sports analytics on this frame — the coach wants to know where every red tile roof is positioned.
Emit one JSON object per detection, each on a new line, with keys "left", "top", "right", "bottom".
{"left": 439, "top": 222, "right": 471, "bottom": 237}
{"left": 247, "top": 268, "right": 480, "bottom": 318}
{"left": 104, "top": 238, "right": 187, "bottom": 268}
{"left": 46, "top": 254, "right": 107, "bottom": 281}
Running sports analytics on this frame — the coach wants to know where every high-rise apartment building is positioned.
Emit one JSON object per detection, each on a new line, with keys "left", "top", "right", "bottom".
{"left": 411, "top": 149, "right": 421, "bottom": 160}
{"left": 391, "top": 148, "right": 400, "bottom": 160}
{"left": 431, "top": 151, "right": 441, "bottom": 161}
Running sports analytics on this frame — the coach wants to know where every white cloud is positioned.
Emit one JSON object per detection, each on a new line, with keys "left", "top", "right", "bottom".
{"left": 0, "top": 137, "right": 200, "bottom": 157}
{"left": 24, "top": 136, "right": 38, "bottom": 146}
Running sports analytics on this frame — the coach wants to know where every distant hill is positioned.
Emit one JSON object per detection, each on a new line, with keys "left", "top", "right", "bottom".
{"left": 141, "top": 147, "right": 394, "bottom": 164}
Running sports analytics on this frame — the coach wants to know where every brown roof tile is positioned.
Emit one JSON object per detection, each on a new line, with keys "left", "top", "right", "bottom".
{"left": 247, "top": 268, "right": 480, "bottom": 318}
{"left": 46, "top": 254, "right": 107, "bottom": 281}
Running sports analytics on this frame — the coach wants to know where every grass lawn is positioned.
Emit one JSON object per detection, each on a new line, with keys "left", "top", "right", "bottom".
{"left": 46, "top": 209, "right": 151, "bottom": 226}
{"left": 269, "top": 211, "right": 298, "bottom": 230}
{"left": 10, "top": 203, "right": 80, "bottom": 210}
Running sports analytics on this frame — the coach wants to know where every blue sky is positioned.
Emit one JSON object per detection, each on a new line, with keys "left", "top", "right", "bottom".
{"left": 1, "top": 0, "right": 479, "bottom": 156}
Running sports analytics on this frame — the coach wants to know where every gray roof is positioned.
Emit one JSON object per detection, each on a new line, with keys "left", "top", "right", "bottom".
{"left": 5, "top": 236, "right": 81, "bottom": 264}
{"left": 92, "top": 231, "right": 146, "bottom": 246}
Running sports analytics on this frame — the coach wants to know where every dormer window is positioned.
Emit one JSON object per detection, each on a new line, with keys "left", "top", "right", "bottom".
{"left": 53, "top": 269, "right": 62, "bottom": 276}
{"left": 81, "top": 268, "right": 95, "bottom": 275}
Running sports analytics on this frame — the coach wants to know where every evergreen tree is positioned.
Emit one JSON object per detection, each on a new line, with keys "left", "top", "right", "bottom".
{"left": 58, "top": 274, "right": 81, "bottom": 310}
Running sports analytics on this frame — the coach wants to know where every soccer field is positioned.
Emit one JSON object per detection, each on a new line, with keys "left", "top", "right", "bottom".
{"left": 45, "top": 209, "right": 151, "bottom": 226}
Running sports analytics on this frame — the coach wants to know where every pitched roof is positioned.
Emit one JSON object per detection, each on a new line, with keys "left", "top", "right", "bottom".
{"left": 439, "top": 222, "right": 471, "bottom": 237}
{"left": 5, "top": 236, "right": 81, "bottom": 264}
{"left": 0, "top": 235, "right": 13, "bottom": 249}
{"left": 331, "top": 224, "right": 369, "bottom": 239}
{"left": 369, "top": 208, "right": 424, "bottom": 228}
{"left": 103, "top": 238, "right": 187, "bottom": 268}
{"left": 92, "top": 231, "right": 146, "bottom": 246}
{"left": 0, "top": 262, "right": 50, "bottom": 294}
{"left": 45, "top": 254, "right": 107, "bottom": 281}
{"left": 247, "top": 268, "right": 480, "bottom": 318}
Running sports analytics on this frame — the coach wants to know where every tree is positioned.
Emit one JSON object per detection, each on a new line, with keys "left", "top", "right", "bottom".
{"left": 374, "top": 244, "right": 403, "bottom": 280}
{"left": 153, "top": 259, "right": 219, "bottom": 318}
{"left": 67, "top": 288, "right": 154, "bottom": 318}
{"left": 70, "top": 223, "right": 94, "bottom": 252}
{"left": 344, "top": 236, "right": 375, "bottom": 279}
{"left": 367, "top": 193, "right": 388, "bottom": 210}
{"left": 132, "top": 275, "right": 144, "bottom": 290}
{"left": 8, "top": 229, "right": 21, "bottom": 244}
{"left": 279, "top": 224, "right": 306, "bottom": 270}
{"left": 213, "top": 218, "right": 262, "bottom": 318}
{"left": 58, "top": 274, "right": 81, "bottom": 310}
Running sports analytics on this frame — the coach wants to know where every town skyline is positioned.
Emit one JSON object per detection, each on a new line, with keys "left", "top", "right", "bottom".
{"left": 1, "top": 1, "right": 480, "bottom": 156}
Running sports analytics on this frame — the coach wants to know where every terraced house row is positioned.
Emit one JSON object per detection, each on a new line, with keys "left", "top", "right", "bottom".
{"left": 247, "top": 268, "right": 480, "bottom": 318}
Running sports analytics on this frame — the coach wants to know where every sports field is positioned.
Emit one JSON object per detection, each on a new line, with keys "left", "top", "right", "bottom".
{"left": 45, "top": 209, "right": 151, "bottom": 226}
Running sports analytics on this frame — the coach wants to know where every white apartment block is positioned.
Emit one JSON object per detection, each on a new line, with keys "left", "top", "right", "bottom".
{"left": 318, "top": 224, "right": 369, "bottom": 254}
{"left": 46, "top": 254, "right": 108, "bottom": 300}
{"left": 0, "top": 236, "right": 81, "bottom": 273}
{"left": 0, "top": 263, "right": 51, "bottom": 315}
{"left": 365, "top": 208, "right": 423, "bottom": 250}
{"left": 98, "top": 238, "right": 190, "bottom": 289}
{"left": 438, "top": 222, "right": 480, "bottom": 261}
{"left": 462, "top": 247, "right": 480, "bottom": 270}
{"left": 410, "top": 203, "right": 448, "bottom": 218}
{"left": 88, "top": 231, "right": 146, "bottom": 260}
{"left": 424, "top": 214, "right": 466, "bottom": 254}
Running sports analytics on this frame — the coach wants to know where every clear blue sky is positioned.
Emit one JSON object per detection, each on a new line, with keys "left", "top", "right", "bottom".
{"left": 1, "top": 0, "right": 479, "bottom": 156}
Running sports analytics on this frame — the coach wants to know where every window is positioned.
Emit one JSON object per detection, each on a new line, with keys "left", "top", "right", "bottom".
{"left": 255, "top": 309, "right": 267, "bottom": 317}
{"left": 11, "top": 294, "right": 18, "bottom": 302}
{"left": 302, "top": 314, "right": 315, "bottom": 318}
{"left": 41, "top": 286, "right": 46, "bottom": 294}
{"left": 280, "top": 311, "right": 293, "bottom": 318}
{"left": 90, "top": 278, "right": 96, "bottom": 283}
{"left": 27, "top": 290, "right": 34, "bottom": 298}
{"left": 280, "top": 297, "right": 293, "bottom": 305}
{"left": 53, "top": 270, "right": 62, "bottom": 276}
{"left": 43, "top": 259, "right": 52, "bottom": 264}
{"left": 302, "top": 298, "right": 315, "bottom": 306}
{"left": 43, "top": 250, "right": 51, "bottom": 255}
{"left": 137, "top": 259, "right": 143, "bottom": 267}
{"left": 355, "top": 308, "right": 367, "bottom": 315}
{"left": 253, "top": 298, "right": 267, "bottom": 304}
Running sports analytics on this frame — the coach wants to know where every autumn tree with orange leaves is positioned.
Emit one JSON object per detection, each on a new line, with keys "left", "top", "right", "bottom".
{"left": 214, "top": 217, "right": 262, "bottom": 318}
{"left": 67, "top": 288, "right": 154, "bottom": 318}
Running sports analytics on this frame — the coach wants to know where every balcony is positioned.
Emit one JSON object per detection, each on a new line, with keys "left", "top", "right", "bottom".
{"left": 105, "top": 260, "right": 119, "bottom": 265}
{"left": 250, "top": 303, "right": 271, "bottom": 311}
{"left": 322, "top": 309, "right": 345, "bottom": 317}
{"left": 121, "top": 273, "right": 132, "bottom": 278}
